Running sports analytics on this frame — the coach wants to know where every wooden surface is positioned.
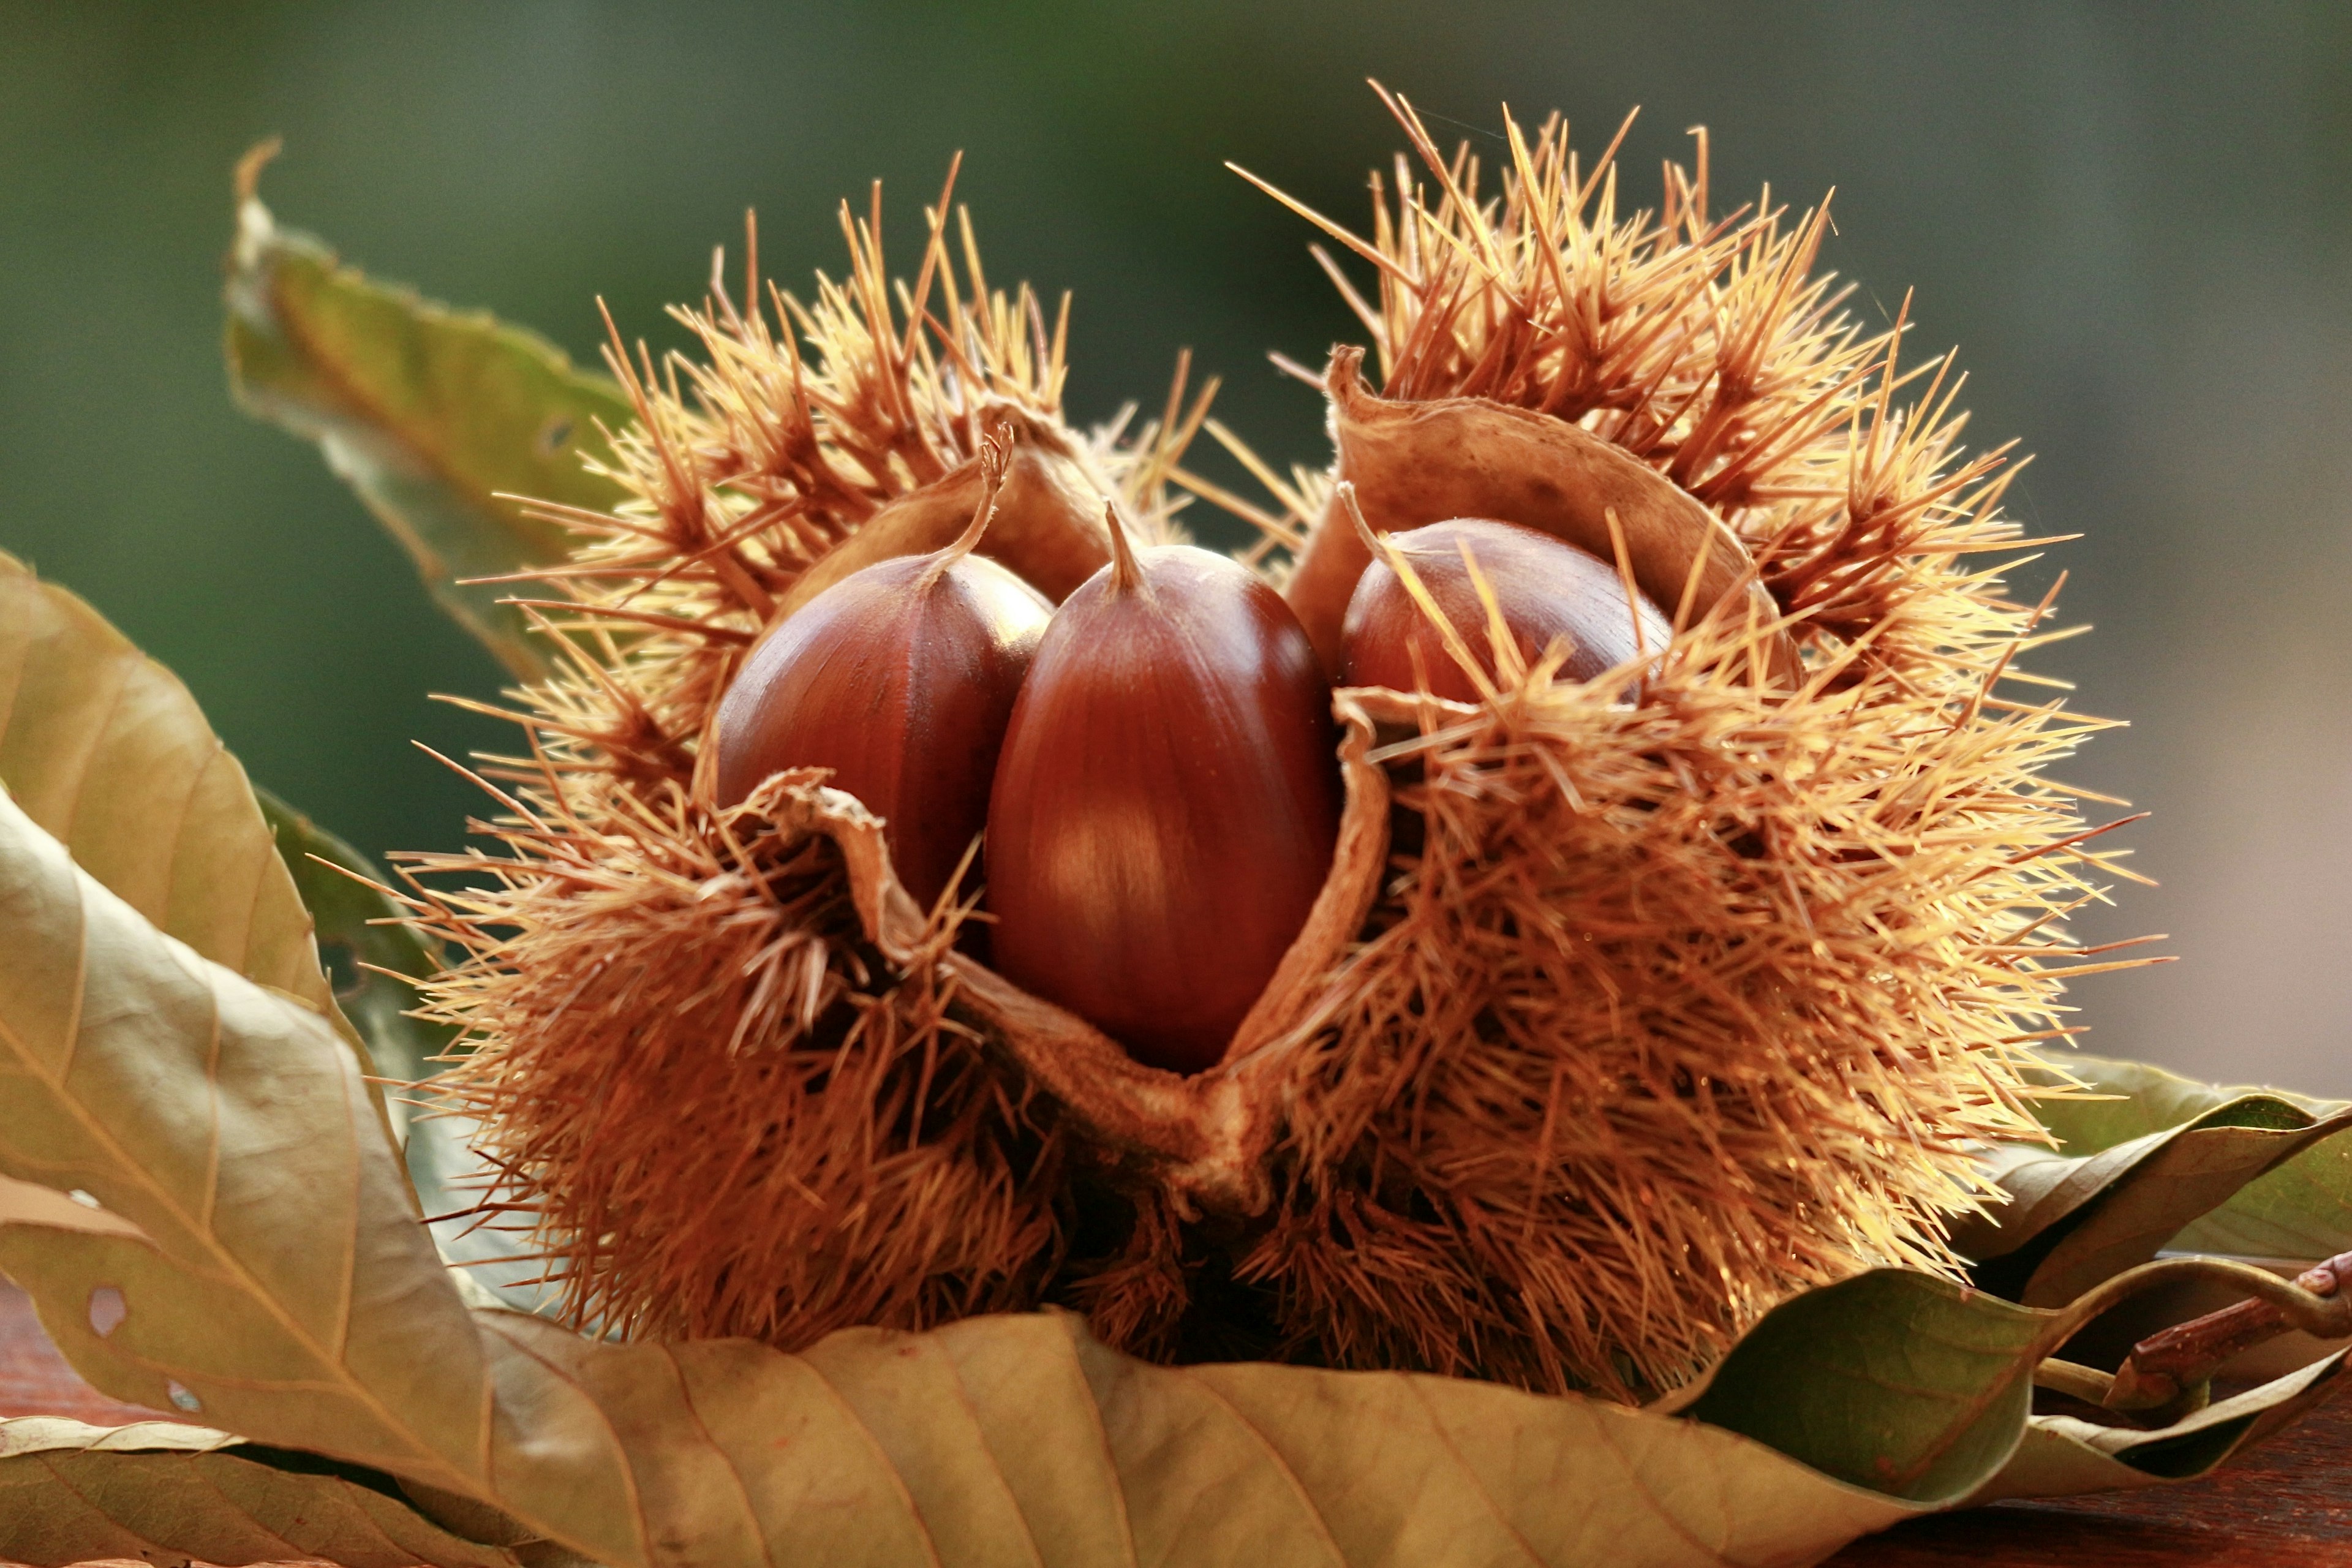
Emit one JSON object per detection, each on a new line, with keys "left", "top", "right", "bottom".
{"left": 2, "top": 1277, "right": 2346, "bottom": 1566}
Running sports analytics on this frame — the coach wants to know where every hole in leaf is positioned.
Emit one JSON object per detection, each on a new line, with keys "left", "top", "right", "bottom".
{"left": 87, "top": 1286, "right": 127, "bottom": 1337}
{"left": 165, "top": 1380, "right": 202, "bottom": 1413}
{"left": 536, "top": 415, "right": 575, "bottom": 455}
{"left": 66, "top": 1189, "right": 100, "bottom": 1208}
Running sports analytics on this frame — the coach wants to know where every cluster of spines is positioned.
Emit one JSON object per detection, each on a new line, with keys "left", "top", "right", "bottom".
{"left": 1188, "top": 89, "right": 2145, "bottom": 1396}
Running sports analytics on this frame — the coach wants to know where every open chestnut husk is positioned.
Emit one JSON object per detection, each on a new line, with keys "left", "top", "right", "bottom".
{"left": 417, "top": 100, "right": 2119, "bottom": 1404}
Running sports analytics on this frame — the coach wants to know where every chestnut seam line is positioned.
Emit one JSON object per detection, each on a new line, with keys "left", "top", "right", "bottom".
{"left": 795, "top": 1351, "right": 946, "bottom": 1568}
{"left": 926, "top": 1333, "right": 1047, "bottom": 1568}
{"left": 0, "top": 854, "right": 477, "bottom": 1497}
{"left": 1051, "top": 1313, "right": 1141, "bottom": 1568}
{"left": 654, "top": 1343, "right": 775, "bottom": 1568}
{"left": 1167, "top": 1370, "right": 1347, "bottom": 1567}
{"left": 1398, "top": 1376, "right": 1550, "bottom": 1567}
{"left": 471, "top": 1315, "right": 647, "bottom": 1564}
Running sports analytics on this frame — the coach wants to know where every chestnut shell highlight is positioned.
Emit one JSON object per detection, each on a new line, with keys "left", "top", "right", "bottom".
{"left": 1343, "top": 517, "right": 1673, "bottom": 702}
{"left": 985, "top": 543, "right": 1342, "bottom": 1074}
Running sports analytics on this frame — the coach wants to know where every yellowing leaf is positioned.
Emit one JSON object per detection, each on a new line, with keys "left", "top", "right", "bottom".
{"left": 2030, "top": 1055, "right": 2340, "bottom": 1152}
{"left": 1975, "top": 1352, "right": 2349, "bottom": 1503}
{"left": 2039, "top": 1057, "right": 2352, "bottom": 1264}
{"left": 2174, "top": 1140, "right": 2352, "bottom": 1262}
{"left": 224, "top": 154, "right": 633, "bottom": 680}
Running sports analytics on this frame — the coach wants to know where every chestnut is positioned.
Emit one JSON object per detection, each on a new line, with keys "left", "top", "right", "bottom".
{"left": 713, "top": 462, "right": 1052, "bottom": 910}
{"left": 986, "top": 510, "right": 1343, "bottom": 1074}
{"left": 1341, "top": 515, "right": 1673, "bottom": 702}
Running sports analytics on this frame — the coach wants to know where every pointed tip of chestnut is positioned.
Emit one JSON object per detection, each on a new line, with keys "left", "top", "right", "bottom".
{"left": 986, "top": 543, "right": 1341, "bottom": 1075}
{"left": 935, "top": 432, "right": 1011, "bottom": 570}
{"left": 1102, "top": 500, "right": 1145, "bottom": 597}
{"left": 1340, "top": 518, "right": 1673, "bottom": 703}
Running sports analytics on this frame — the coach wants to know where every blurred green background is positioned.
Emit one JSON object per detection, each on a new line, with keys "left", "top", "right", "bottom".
{"left": 4, "top": 2, "right": 2347, "bottom": 1088}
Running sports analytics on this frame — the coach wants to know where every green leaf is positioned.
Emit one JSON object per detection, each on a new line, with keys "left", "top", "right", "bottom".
{"left": 1958, "top": 1057, "right": 2352, "bottom": 1305}
{"left": 2172, "top": 1139, "right": 2352, "bottom": 1262}
{"left": 1683, "top": 1271, "right": 2048, "bottom": 1504}
{"left": 224, "top": 154, "right": 633, "bottom": 680}
{"left": 2024, "top": 1055, "right": 2339, "bottom": 1155}
{"left": 2024, "top": 1057, "right": 2352, "bottom": 1265}
{"left": 1678, "top": 1265, "right": 2352, "bottom": 1515}
{"left": 0, "top": 1417, "right": 519, "bottom": 1568}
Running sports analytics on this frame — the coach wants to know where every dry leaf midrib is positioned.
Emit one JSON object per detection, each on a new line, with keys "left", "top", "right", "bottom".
{"left": 173, "top": 1446, "right": 322, "bottom": 1561}
{"left": 930, "top": 1335, "right": 1047, "bottom": 1568}
{"left": 1579, "top": 1408, "right": 1738, "bottom": 1568}
{"left": 471, "top": 1314, "right": 647, "bottom": 1566}
{"left": 46, "top": 641, "right": 133, "bottom": 858}
{"left": 1053, "top": 1314, "right": 1141, "bottom": 1568}
{"left": 29, "top": 1450, "right": 172, "bottom": 1556}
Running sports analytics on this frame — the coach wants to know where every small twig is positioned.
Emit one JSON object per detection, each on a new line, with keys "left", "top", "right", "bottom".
{"left": 2105, "top": 1247, "right": 2352, "bottom": 1412}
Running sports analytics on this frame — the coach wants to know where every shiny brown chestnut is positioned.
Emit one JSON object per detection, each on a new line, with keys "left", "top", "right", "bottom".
{"left": 1341, "top": 513, "right": 1673, "bottom": 703}
{"left": 714, "top": 459, "right": 1052, "bottom": 911}
{"left": 986, "top": 508, "right": 1343, "bottom": 1075}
